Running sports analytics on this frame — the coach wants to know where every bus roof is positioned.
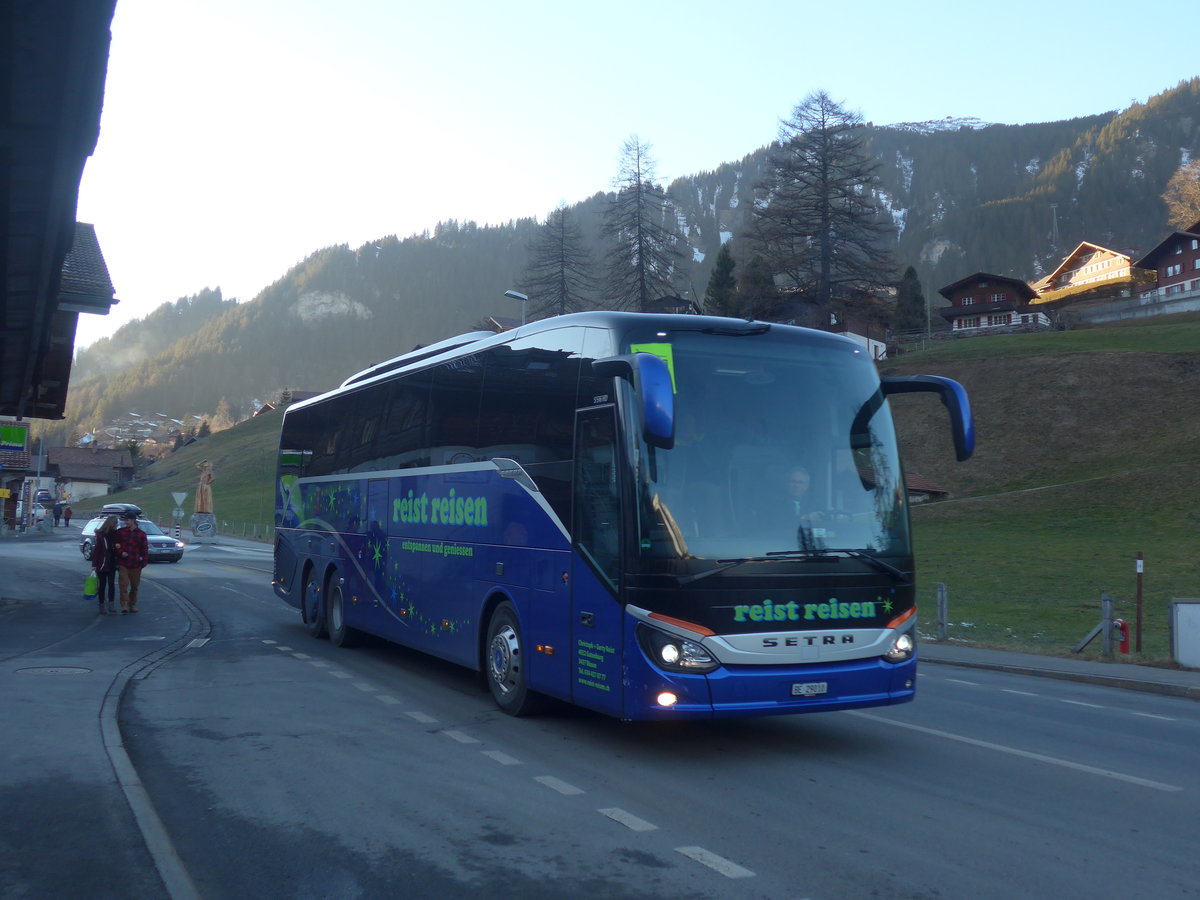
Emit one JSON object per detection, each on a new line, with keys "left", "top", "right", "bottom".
{"left": 293, "top": 311, "right": 852, "bottom": 416}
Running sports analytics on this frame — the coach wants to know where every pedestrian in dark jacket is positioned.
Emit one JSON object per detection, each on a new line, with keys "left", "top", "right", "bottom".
{"left": 63, "top": 506, "right": 73, "bottom": 527}
{"left": 114, "top": 511, "right": 149, "bottom": 613}
{"left": 90, "top": 516, "right": 119, "bottom": 615}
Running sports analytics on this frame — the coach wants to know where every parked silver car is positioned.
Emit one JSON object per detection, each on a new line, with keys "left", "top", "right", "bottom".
{"left": 79, "top": 507, "right": 185, "bottom": 563}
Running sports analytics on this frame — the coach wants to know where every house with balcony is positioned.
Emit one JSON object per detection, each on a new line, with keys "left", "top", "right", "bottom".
{"left": 937, "top": 273, "right": 1047, "bottom": 333}
{"left": 1133, "top": 218, "right": 1200, "bottom": 302}
{"left": 1039, "top": 242, "right": 1135, "bottom": 293}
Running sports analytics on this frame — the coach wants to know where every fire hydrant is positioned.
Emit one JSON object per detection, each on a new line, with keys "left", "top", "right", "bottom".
{"left": 1114, "top": 618, "right": 1130, "bottom": 654}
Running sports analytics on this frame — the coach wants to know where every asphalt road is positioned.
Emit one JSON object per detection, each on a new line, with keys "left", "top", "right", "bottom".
{"left": 2, "top": 532, "right": 1197, "bottom": 899}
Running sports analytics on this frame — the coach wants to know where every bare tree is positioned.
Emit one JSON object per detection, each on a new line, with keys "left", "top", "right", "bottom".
{"left": 519, "top": 204, "right": 596, "bottom": 319}
{"left": 1163, "top": 160, "right": 1200, "bottom": 229}
{"left": 750, "top": 91, "right": 895, "bottom": 321}
{"left": 601, "top": 136, "right": 682, "bottom": 311}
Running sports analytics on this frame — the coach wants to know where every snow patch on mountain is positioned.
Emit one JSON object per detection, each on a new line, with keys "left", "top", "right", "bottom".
{"left": 295, "top": 291, "right": 373, "bottom": 323}
{"left": 883, "top": 116, "right": 994, "bottom": 134}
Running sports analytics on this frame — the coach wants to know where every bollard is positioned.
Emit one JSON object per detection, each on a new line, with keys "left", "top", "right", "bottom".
{"left": 936, "top": 582, "right": 948, "bottom": 642}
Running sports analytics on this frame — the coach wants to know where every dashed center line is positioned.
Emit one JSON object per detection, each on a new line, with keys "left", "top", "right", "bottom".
{"left": 675, "top": 846, "right": 756, "bottom": 879}
{"left": 599, "top": 808, "right": 658, "bottom": 832}
{"left": 443, "top": 730, "right": 479, "bottom": 744}
{"left": 534, "top": 775, "right": 584, "bottom": 796}
{"left": 482, "top": 750, "right": 522, "bottom": 766}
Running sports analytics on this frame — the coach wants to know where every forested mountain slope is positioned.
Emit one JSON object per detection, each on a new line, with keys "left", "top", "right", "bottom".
{"left": 49, "top": 79, "right": 1200, "bottom": 445}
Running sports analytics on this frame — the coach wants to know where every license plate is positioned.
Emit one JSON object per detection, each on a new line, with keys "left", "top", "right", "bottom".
{"left": 792, "top": 681, "right": 828, "bottom": 697}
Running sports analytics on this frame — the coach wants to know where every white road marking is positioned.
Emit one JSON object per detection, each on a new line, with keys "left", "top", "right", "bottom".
{"left": 1001, "top": 689, "right": 1039, "bottom": 697}
{"left": 675, "top": 846, "right": 755, "bottom": 879}
{"left": 292, "top": 652, "right": 313, "bottom": 660}
{"left": 308, "top": 660, "right": 330, "bottom": 668}
{"left": 352, "top": 682, "right": 375, "bottom": 692}
{"left": 849, "top": 711, "right": 1182, "bottom": 792}
{"left": 599, "top": 808, "right": 658, "bottom": 832}
{"left": 946, "top": 678, "right": 980, "bottom": 686}
{"left": 328, "top": 671, "right": 352, "bottom": 680}
{"left": 406, "top": 711, "right": 437, "bottom": 724}
{"left": 1060, "top": 699, "right": 1104, "bottom": 708}
{"left": 186, "top": 638, "right": 209, "bottom": 649}
{"left": 1131, "top": 711, "right": 1175, "bottom": 721}
{"left": 443, "top": 730, "right": 479, "bottom": 744}
{"left": 482, "top": 750, "right": 521, "bottom": 766}
{"left": 376, "top": 695, "right": 401, "bottom": 705}
{"left": 534, "top": 775, "right": 584, "bottom": 795}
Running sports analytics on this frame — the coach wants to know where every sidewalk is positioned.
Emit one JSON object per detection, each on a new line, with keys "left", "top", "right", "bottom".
{"left": 920, "top": 640, "right": 1200, "bottom": 701}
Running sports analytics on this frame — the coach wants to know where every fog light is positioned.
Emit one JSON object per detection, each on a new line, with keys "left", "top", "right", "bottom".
{"left": 656, "top": 691, "right": 678, "bottom": 707}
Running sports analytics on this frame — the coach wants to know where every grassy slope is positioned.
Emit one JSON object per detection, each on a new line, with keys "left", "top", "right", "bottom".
{"left": 73, "top": 410, "right": 283, "bottom": 539}
{"left": 883, "top": 313, "right": 1200, "bottom": 664}
{"left": 80, "top": 313, "right": 1200, "bottom": 664}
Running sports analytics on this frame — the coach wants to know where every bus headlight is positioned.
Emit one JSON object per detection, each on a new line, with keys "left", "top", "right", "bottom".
{"left": 637, "top": 625, "right": 718, "bottom": 674}
{"left": 884, "top": 631, "right": 915, "bottom": 663}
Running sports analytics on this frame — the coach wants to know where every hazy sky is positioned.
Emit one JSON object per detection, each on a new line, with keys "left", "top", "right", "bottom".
{"left": 74, "top": 0, "right": 1198, "bottom": 347}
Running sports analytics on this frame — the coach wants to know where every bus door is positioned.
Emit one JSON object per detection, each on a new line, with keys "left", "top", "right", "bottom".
{"left": 570, "top": 405, "right": 625, "bottom": 716}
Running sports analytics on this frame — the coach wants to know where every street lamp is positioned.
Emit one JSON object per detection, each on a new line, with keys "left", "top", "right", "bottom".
{"left": 504, "top": 290, "right": 528, "bottom": 326}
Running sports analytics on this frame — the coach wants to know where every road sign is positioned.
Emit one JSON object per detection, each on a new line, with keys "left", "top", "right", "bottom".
{"left": 171, "top": 491, "right": 187, "bottom": 506}
{"left": 172, "top": 507, "right": 185, "bottom": 520}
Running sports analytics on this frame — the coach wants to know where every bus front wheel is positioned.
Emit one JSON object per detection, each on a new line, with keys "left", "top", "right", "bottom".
{"left": 327, "top": 580, "right": 360, "bottom": 648}
{"left": 303, "top": 574, "right": 327, "bottom": 639}
{"left": 486, "top": 603, "right": 544, "bottom": 716}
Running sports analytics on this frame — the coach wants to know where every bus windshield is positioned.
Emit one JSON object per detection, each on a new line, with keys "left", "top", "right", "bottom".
{"left": 625, "top": 328, "right": 908, "bottom": 572}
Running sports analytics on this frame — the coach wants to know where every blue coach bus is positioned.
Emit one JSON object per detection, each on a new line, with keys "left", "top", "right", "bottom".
{"left": 273, "top": 311, "right": 973, "bottom": 720}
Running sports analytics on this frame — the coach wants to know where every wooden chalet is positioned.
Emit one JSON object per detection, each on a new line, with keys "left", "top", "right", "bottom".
{"left": 1133, "top": 218, "right": 1200, "bottom": 300}
{"left": 937, "top": 272, "right": 1047, "bottom": 333}
{"left": 1038, "top": 242, "right": 1134, "bottom": 294}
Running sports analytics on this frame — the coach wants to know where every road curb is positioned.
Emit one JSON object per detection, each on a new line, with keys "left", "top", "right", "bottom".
{"left": 923, "top": 656, "right": 1200, "bottom": 701}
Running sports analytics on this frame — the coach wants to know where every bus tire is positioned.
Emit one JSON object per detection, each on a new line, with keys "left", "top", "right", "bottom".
{"left": 485, "top": 602, "right": 545, "bottom": 716}
{"left": 303, "top": 573, "right": 327, "bottom": 639}
{"left": 326, "top": 579, "right": 361, "bottom": 648}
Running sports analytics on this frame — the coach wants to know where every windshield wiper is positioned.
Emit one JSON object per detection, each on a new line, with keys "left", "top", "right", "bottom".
{"left": 679, "top": 549, "right": 909, "bottom": 585}
{"left": 765, "top": 548, "right": 909, "bottom": 581}
{"left": 677, "top": 556, "right": 773, "bottom": 585}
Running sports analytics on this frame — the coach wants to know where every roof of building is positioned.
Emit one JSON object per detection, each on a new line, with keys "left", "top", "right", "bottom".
{"left": 905, "top": 473, "right": 949, "bottom": 496}
{"left": 1133, "top": 223, "right": 1200, "bottom": 269}
{"left": 1, "top": 2, "right": 119, "bottom": 420}
{"left": 57, "top": 223, "right": 117, "bottom": 313}
{"left": 937, "top": 272, "right": 1038, "bottom": 302}
{"left": 1041, "top": 241, "right": 1133, "bottom": 285}
{"left": 48, "top": 446, "right": 134, "bottom": 469}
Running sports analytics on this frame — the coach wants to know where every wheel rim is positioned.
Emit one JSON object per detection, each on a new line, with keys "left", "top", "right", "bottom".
{"left": 489, "top": 624, "right": 520, "bottom": 696}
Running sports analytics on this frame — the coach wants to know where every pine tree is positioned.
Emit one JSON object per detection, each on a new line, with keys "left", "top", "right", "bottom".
{"left": 893, "top": 266, "right": 927, "bottom": 332}
{"left": 738, "top": 254, "right": 781, "bottom": 321}
{"left": 702, "top": 243, "right": 738, "bottom": 316}
{"left": 601, "top": 136, "right": 682, "bottom": 311}
{"left": 750, "top": 91, "right": 896, "bottom": 320}
{"left": 520, "top": 205, "right": 596, "bottom": 319}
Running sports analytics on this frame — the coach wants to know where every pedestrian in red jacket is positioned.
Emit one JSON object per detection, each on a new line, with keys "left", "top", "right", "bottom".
{"left": 114, "top": 511, "right": 149, "bottom": 613}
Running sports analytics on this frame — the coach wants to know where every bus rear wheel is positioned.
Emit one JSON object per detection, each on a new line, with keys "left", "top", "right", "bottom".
{"left": 303, "top": 574, "right": 327, "bottom": 639}
{"left": 486, "top": 602, "right": 544, "bottom": 716}
{"left": 326, "top": 581, "right": 360, "bottom": 648}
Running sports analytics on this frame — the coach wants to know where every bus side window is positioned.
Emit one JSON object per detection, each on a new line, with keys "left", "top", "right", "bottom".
{"left": 573, "top": 408, "right": 620, "bottom": 589}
